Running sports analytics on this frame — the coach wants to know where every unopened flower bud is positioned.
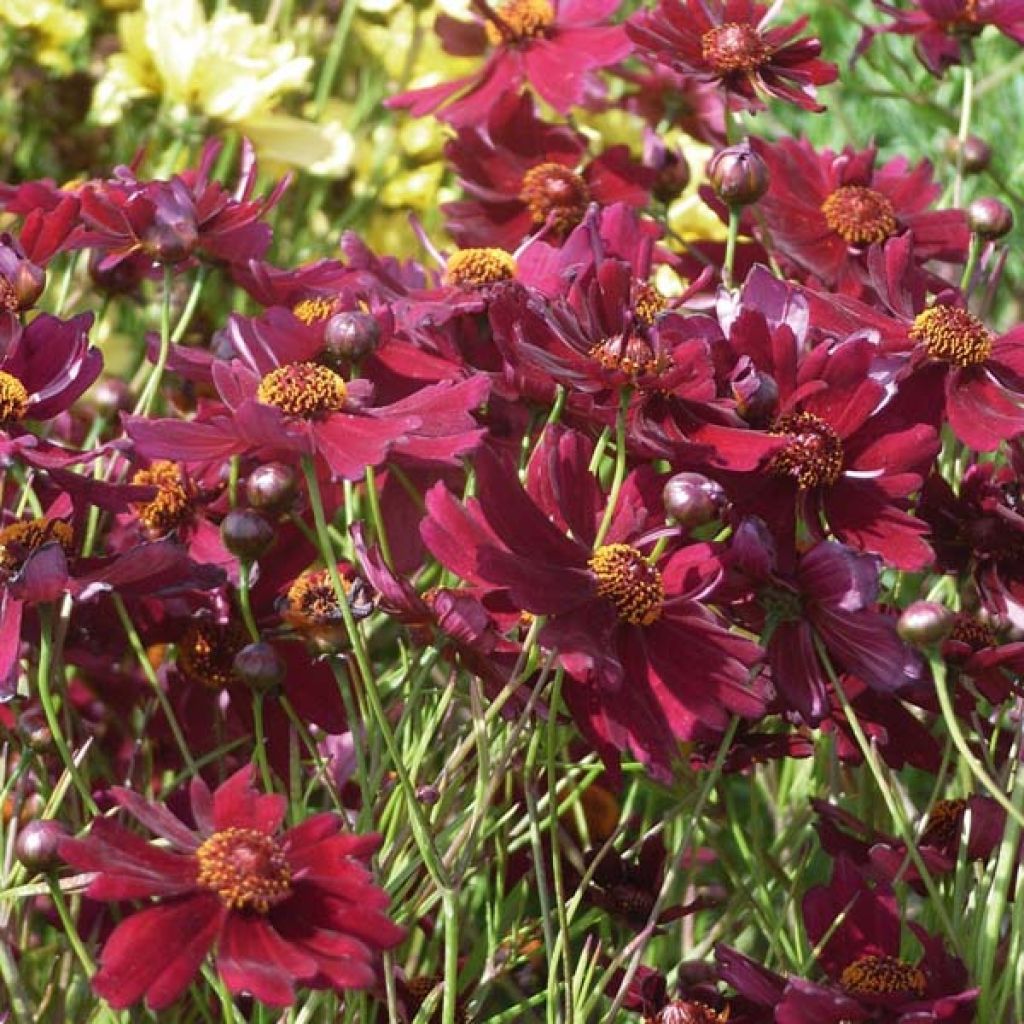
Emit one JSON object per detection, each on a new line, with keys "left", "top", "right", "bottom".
{"left": 246, "top": 463, "right": 298, "bottom": 517}
{"left": 220, "top": 509, "right": 275, "bottom": 562}
{"left": 416, "top": 785, "right": 440, "bottom": 806}
{"left": 733, "top": 370, "right": 779, "bottom": 427}
{"left": 324, "top": 311, "right": 381, "bottom": 363}
{"left": 233, "top": 641, "right": 286, "bottom": 693}
{"left": 898, "top": 601, "right": 954, "bottom": 647}
{"left": 141, "top": 218, "right": 198, "bottom": 264}
{"left": 18, "top": 707, "right": 54, "bottom": 753}
{"left": 13, "top": 261, "right": 46, "bottom": 309}
{"left": 16, "top": 819, "right": 69, "bottom": 874}
{"left": 967, "top": 197, "right": 1014, "bottom": 239}
{"left": 663, "top": 472, "right": 726, "bottom": 528}
{"left": 946, "top": 134, "right": 991, "bottom": 174}
{"left": 653, "top": 149, "right": 692, "bottom": 204}
{"left": 708, "top": 144, "right": 769, "bottom": 207}
{"left": 93, "top": 378, "right": 134, "bottom": 418}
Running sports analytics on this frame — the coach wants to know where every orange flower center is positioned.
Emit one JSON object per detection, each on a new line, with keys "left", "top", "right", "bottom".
{"left": 257, "top": 362, "right": 348, "bottom": 419}
{"left": 654, "top": 1001, "right": 729, "bottom": 1024}
{"left": 484, "top": 0, "right": 555, "bottom": 45}
{"left": 177, "top": 619, "right": 248, "bottom": 690}
{"left": 949, "top": 613, "right": 996, "bottom": 651}
{"left": 0, "top": 371, "right": 29, "bottom": 425}
{"left": 131, "top": 461, "right": 196, "bottom": 536}
{"left": 769, "top": 411, "right": 844, "bottom": 489}
{"left": 196, "top": 827, "right": 291, "bottom": 913}
{"left": 444, "top": 248, "right": 518, "bottom": 288}
{"left": 908, "top": 306, "right": 993, "bottom": 367}
{"left": 920, "top": 798, "right": 968, "bottom": 847}
{"left": 633, "top": 281, "right": 668, "bottom": 326}
{"left": 820, "top": 186, "right": 898, "bottom": 246}
{"left": 0, "top": 518, "right": 73, "bottom": 572}
{"left": 700, "top": 22, "right": 771, "bottom": 73}
{"left": 839, "top": 954, "right": 927, "bottom": 998}
{"left": 519, "top": 163, "right": 591, "bottom": 234}
{"left": 589, "top": 335, "right": 667, "bottom": 379}
{"left": 292, "top": 296, "right": 337, "bottom": 325}
{"left": 588, "top": 544, "right": 664, "bottom": 625}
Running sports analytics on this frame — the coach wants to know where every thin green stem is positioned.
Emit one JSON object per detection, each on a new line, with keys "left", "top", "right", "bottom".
{"left": 46, "top": 878, "right": 95, "bottom": 976}
{"left": 593, "top": 388, "right": 632, "bottom": 549}
{"left": 133, "top": 266, "right": 175, "bottom": 416}
{"left": 953, "top": 63, "right": 974, "bottom": 210}
{"left": 723, "top": 206, "right": 741, "bottom": 289}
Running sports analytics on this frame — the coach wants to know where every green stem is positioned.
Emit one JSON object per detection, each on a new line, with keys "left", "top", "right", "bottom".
{"left": 960, "top": 232, "right": 981, "bottom": 294}
{"left": 953, "top": 63, "right": 974, "bottom": 210}
{"left": 46, "top": 878, "right": 95, "bottom": 977}
{"left": 133, "top": 266, "right": 175, "bottom": 416}
{"left": 363, "top": 465, "right": 394, "bottom": 570}
{"left": 593, "top": 388, "right": 632, "bottom": 549}
{"left": 237, "top": 562, "right": 260, "bottom": 641}
{"left": 252, "top": 695, "right": 275, "bottom": 793}
{"left": 723, "top": 206, "right": 741, "bottom": 289}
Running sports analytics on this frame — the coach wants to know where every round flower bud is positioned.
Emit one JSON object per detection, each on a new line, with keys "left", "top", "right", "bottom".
{"left": 220, "top": 509, "right": 275, "bottom": 562}
{"left": 13, "top": 261, "right": 46, "bottom": 310}
{"left": 17, "top": 707, "right": 54, "bottom": 753}
{"left": 897, "top": 601, "right": 955, "bottom": 647}
{"left": 946, "top": 134, "right": 991, "bottom": 174}
{"left": 708, "top": 144, "right": 769, "bottom": 207}
{"left": 246, "top": 463, "right": 298, "bottom": 517}
{"left": 734, "top": 370, "right": 779, "bottom": 427}
{"left": 16, "top": 819, "right": 69, "bottom": 874}
{"left": 92, "top": 378, "right": 134, "bottom": 418}
{"left": 324, "top": 311, "right": 381, "bottom": 363}
{"left": 653, "top": 149, "right": 692, "bottom": 204}
{"left": 967, "top": 197, "right": 1014, "bottom": 239}
{"left": 232, "top": 641, "right": 286, "bottom": 693}
{"left": 663, "top": 472, "right": 726, "bottom": 528}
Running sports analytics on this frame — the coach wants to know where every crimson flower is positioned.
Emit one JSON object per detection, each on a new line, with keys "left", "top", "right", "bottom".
{"left": 747, "top": 138, "right": 968, "bottom": 296}
{"left": 442, "top": 90, "right": 653, "bottom": 249}
{"left": 421, "top": 428, "right": 766, "bottom": 779}
{"left": 59, "top": 766, "right": 403, "bottom": 1010}
{"left": 627, "top": 0, "right": 837, "bottom": 112}
{"left": 862, "top": 0, "right": 1024, "bottom": 76}
{"left": 387, "top": 0, "right": 632, "bottom": 126}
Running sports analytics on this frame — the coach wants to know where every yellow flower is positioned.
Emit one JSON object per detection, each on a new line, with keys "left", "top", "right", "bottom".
{"left": 93, "top": 0, "right": 352, "bottom": 177}
{"left": 1, "top": 0, "right": 87, "bottom": 72}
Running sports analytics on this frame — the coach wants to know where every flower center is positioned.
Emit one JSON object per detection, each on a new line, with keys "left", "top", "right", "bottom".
{"left": 769, "top": 411, "right": 844, "bottom": 489}
{"left": 444, "top": 248, "right": 518, "bottom": 288}
{"left": 131, "top": 461, "right": 196, "bottom": 536}
{"left": 404, "top": 974, "right": 468, "bottom": 1024}
{"left": 0, "top": 517, "right": 73, "bottom": 572}
{"left": 589, "top": 335, "right": 666, "bottom": 379}
{"left": 633, "top": 281, "right": 668, "bottom": 326}
{"left": 588, "top": 544, "right": 664, "bottom": 625}
{"left": 282, "top": 567, "right": 375, "bottom": 640}
{"left": 908, "top": 306, "right": 993, "bottom": 367}
{"left": 920, "top": 798, "right": 967, "bottom": 847}
{"left": 839, "top": 954, "right": 927, "bottom": 999}
{"left": 177, "top": 619, "right": 248, "bottom": 689}
{"left": 0, "top": 371, "right": 29, "bottom": 425}
{"left": 603, "top": 881, "right": 657, "bottom": 923}
{"left": 949, "top": 613, "right": 996, "bottom": 652}
{"left": 656, "top": 1002, "right": 728, "bottom": 1024}
{"left": 519, "top": 163, "right": 591, "bottom": 235}
{"left": 484, "top": 0, "right": 555, "bottom": 45}
{"left": 0, "top": 278, "right": 19, "bottom": 313}
{"left": 820, "top": 186, "right": 898, "bottom": 246}
{"left": 292, "top": 296, "right": 337, "bottom": 325}
{"left": 257, "top": 362, "right": 348, "bottom": 419}
{"left": 196, "top": 827, "right": 291, "bottom": 913}
{"left": 700, "top": 22, "right": 771, "bottom": 73}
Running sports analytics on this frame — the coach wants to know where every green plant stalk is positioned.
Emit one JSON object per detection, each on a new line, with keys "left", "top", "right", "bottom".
{"left": 953, "top": 63, "right": 974, "bottom": 210}
{"left": 46, "top": 878, "right": 95, "bottom": 977}
{"left": 593, "top": 388, "right": 632, "bottom": 548}
{"left": 723, "top": 206, "right": 741, "bottom": 289}
{"left": 134, "top": 266, "right": 175, "bottom": 416}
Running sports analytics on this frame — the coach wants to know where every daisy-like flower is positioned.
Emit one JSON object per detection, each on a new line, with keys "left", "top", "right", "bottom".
{"left": 626, "top": 0, "right": 837, "bottom": 112}
{"left": 862, "top": 0, "right": 1024, "bottom": 77}
{"left": 59, "top": 766, "right": 403, "bottom": 1010}
{"left": 748, "top": 138, "right": 968, "bottom": 296}
{"left": 421, "top": 429, "right": 767, "bottom": 779}
{"left": 387, "top": 0, "right": 633, "bottom": 126}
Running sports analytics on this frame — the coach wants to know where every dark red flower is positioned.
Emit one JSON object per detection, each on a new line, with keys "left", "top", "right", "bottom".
{"left": 746, "top": 138, "right": 968, "bottom": 296}
{"left": 442, "top": 90, "right": 653, "bottom": 249}
{"left": 59, "top": 766, "right": 403, "bottom": 1010}
{"left": 861, "top": 0, "right": 1024, "bottom": 77}
{"left": 387, "top": 0, "right": 633, "bottom": 126}
{"left": 421, "top": 428, "right": 766, "bottom": 779}
{"left": 627, "top": 0, "right": 837, "bottom": 112}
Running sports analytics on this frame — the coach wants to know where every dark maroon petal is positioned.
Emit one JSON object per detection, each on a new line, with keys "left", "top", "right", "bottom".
{"left": 0, "top": 593, "right": 23, "bottom": 698}
{"left": 775, "top": 977, "right": 870, "bottom": 1024}
{"left": 8, "top": 542, "right": 68, "bottom": 603}
{"left": 526, "top": 426, "right": 604, "bottom": 545}
{"left": 212, "top": 765, "right": 286, "bottom": 833}
{"left": 217, "top": 913, "right": 317, "bottom": 1006}
{"left": 769, "top": 622, "right": 829, "bottom": 724}
{"left": 421, "top": 482, "right": 503, "bottom": 585}
{"left": 123, "top": 414, "right": 247, "bottom": 462}
{"left": 946, "top": 368, "right": 1024, "bottom": 452}
{"left": 312, "top": 411, "right": 417, "bottom": 479}
{"left": 112, "top": 788, "right": 201, "bottom": 851}
{"left": 281, "top": 813, "right": 342, "bottom": 854}
{"left": 715, "top": 945, "right": 787, "bottom": 1006}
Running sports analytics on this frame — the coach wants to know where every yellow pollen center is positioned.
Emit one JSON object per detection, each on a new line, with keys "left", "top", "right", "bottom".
{"left": 285, "top": 568, "right": 347, "bottom": 629}
{"left": 257, "top": 362, "right": 348, "bottom": 419}
{"left": 131, "top": 461, "right": 196, "bottom": 535}
{"left": 700, "top": 22, "right": 771, "bottom": 73}
{"left": 519, "top": 163, "right": 591, "bottom": 234}
{"left": 177, "top": 619, "right": 248, "bottom": 689}
{"left": 820, "top": 186, "right": 898, "bottom": 246}
{"left": 769, "top": 411, "right": 844, "bottom": 489}
{"left": 839, "top": 954, "right": 927, "bottom": 999}
{"left": 444, "top": 248, "right": 518, "bottom": 288}
{"left": 908, "top": 305, "right": 993, "bottom": 367}
{"left": 292, "top": 296, "right": 337, "bottom": 325}
{"left": 0, "top": 518, "right": 73, "bottom": 572}
{"left": 0, "top": 371, "right": 29, "bottom": 425}
{"left": 588, "top": 544, "right": 664, "bottom": 625}
{"left": 920, "top": 798, "right": 968, "bottom": 847}
{"left": 589, "top": 335, "right": 666, "bottom": 379}
{"left": 484, "top": 0, "right": 555, "bottom": 45}
{"left": 0, "top": 279, "right": 19, "bottom": 313}
{"left": 633, "top": 281, "right": 668, "bottom": 325}
{"left": 196, "top": 827, "right": 291, "bottom": 913}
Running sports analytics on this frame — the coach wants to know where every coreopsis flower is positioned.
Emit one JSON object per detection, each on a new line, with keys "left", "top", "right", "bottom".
{"left": 421, "top": 430, "right": 767, "bottom": 779}
{"left": 0, "top": 195, "right": 79, "bottom": 311}
{"left": 387, "top": 0, "right": 633, "bottom": 126}
{"left": 59, "top": 766, "right": 404, "bottom": 1010}
{"left": 442, "top": 90, "right": 653, "bottom": 250}
{"left": 717, "top": 858, "right": 978, "bottom": 1024}
{"left": 862, "top": 0, "right": 1024, "bottom": 77}
{"left": 626, "top": 0, "right": 837, "bottom": 112}
{"left": 942, "top": 612, "right": 1024, "bottom": 704}
{"left": 747, "top": 138, "right": 968, "bottom": 296}
{"left": 93, "top": 0, "right": 352, "bottom": 176}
